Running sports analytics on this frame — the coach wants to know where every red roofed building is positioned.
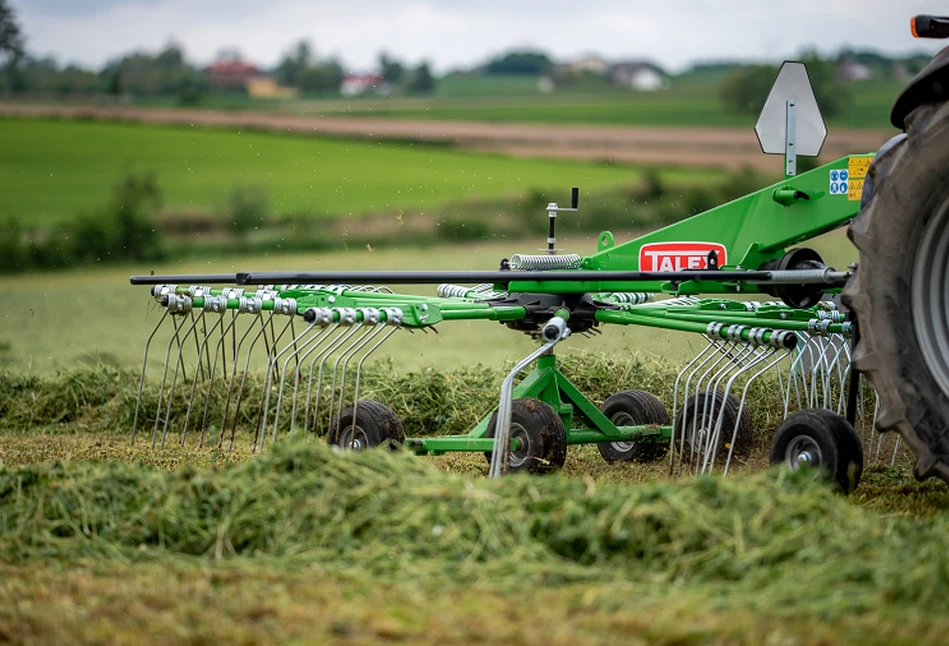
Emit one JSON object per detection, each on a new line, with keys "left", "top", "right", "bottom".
{"left": 206, "top": 57, "right": 260, "bottom": 90}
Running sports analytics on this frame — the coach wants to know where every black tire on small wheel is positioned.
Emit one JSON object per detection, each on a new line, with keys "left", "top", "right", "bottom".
{"left": 484, "top": 398, "right": 567, "bottom": 474}
{"left": 328, "top": 400, "right": 404, "bottom": 450}
{"left": 843, "top": 100, "right": 949, "bottom": 482}
{"left": 597, "top": 390, "right": 670, "bottom": 463}
{"left": 673, "top": 390, "right": 754, "bottom": 461}
{"left": 769, "top": 408, "right": 863, "bottom": 494}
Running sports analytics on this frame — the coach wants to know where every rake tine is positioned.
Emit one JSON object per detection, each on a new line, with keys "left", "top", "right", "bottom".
{"left": 149, "top": 312, "right": 187, "bottom": 449}
{"left": 256, "top": 321, "right": 315, "bottom": 452}
{"left": 217, "top": 310, "right": 266, "bottom": 448}
{"left": 334, "top": 313, "right": 386, "bottom": 444}
{"left": 302, "top": 322, "right": 343, "bottom": 434}
{"left": 722, "top": 348, "right": 789, "bottom": 476}
{"left": 307, "top": 314, "right": 362, "bottom": 437}
{"left": 347, "top": 312, "right": 402, "bottom": 445}
{"left": 270, "top": 323, "right": 335, "bottom": 440}
{"left": 322, "top": 321, "right": 368, "bottom": 444}
{"left": 158, "top": 308, "right": 207, "bottom": 449}
{"left": 130, "top": 309, "right": 168, "bottom": 446}
{"left": 197, "top": 308, "right": 244, "bottom": 448}
{"left": 287, "top": 322, "right": 338, "bottom": 434}
{"left": 250, "top": 316, "right": 296, "bottom": 452}
{"left": 178, "top": 304, "right": 227, "bottom": 447}
{"left": 669, "top": 334, "right": 718, "bottom": 475}
{"left": 225, "top": 310, "right": 276, "bottom": 451}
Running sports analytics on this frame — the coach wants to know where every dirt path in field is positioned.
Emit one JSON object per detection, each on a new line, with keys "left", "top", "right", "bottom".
{"left": 0, "top": 103, "right": 892, "bottom": 170}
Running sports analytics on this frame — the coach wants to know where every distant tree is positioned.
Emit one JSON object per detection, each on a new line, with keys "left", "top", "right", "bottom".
{"left": 275, "top": 40, "right": 313, "bottom": 87}
{"left": 0, "top": 0, "right": 25, "bottom": 91}
{"left": 407, "top": 62, "right": 435, "bottom": 94}
{"left": 379, "top": 51, "right": 405, "bottom": 84}
{"left": 719, "top": 54, "right": 851, "bottom": 119}
{"left": 485, "top": 50, "right": 553, "bottom": 76}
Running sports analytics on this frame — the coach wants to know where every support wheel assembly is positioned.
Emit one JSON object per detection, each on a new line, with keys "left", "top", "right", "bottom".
{"left": 597, "top": 390, "right": 670, "bottom": 463}
{"left": 769, "top": 408, "right": 863, "bottom": 494}
{"left": 329, "top": 400, "right": 405, "bottom": 450}
{"left": 485, "top": 398, "right": 568, "bottom": 474}
{"left": 843, "top": 99, "right": 949, "bottom": 482}
{"left": 673, "top": 390, "right": 754, "bottom": 462}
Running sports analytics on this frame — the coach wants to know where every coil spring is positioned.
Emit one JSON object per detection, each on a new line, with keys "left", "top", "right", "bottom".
{"left": 509, "top": 253, "right": 582, "bottom": 270}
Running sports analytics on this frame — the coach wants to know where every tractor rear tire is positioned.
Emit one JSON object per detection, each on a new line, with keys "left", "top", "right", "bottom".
{"left": 843, "top": 100, "right": 949, "bottom": 482}
{"left": 597, "top": 390, "right": 670, "bottom": 463}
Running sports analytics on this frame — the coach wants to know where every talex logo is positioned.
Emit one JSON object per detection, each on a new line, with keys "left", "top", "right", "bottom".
{"left": 639, "top": 242, "right": 728, "bottom": 272}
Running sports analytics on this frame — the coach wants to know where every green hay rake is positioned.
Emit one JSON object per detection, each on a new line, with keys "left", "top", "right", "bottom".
{"left": 129, "top": 53, "right": 944, "bottom": 492}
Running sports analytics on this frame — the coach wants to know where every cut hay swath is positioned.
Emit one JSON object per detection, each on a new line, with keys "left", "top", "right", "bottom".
{"left": 125, "top": 60, "right": 923, "bottom": 494}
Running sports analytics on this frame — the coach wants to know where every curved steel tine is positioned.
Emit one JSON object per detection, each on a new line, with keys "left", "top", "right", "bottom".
{"left": 698, "top": 342, "right": 759, "bottom": 469}
{"left": 891, "top": 435, "right": 902, "bottom": 467}
{"left": 158, "top": 310, "right": 207, "bottom": 449}
{"left": 148, "top": 312, "right": 184, "bottom": 449}
{"left": 131, "top": 310, "right": 168, "bottom": 445}
{"left": 256, "top": 322, "right": 315, "bottom": 452}
{"left": 335, "top": 324, "right": 388, "bottom": 446}
{"left": 721, "top": 348, "right": 788, "bottom": 476}
{"left": 703, "top": 344, "right": 774, "bottom": 474}
{"left": 308, "top": 325, "right": 363, "bottom": 437}
{"left": 686, "top": 340, "right": 746, "bottom": 473}
{"left": 218, "top": 311, "right": 267, "bottom": 448}
{"left": 669, "top": 336, "right": 717, "bottom": 474}
{"left": 197, "top": 311, "right": 242, "bottom": 448}
{"left": 348, "top": 326, "right": 400, "bottom": 445}
{"left": 270, "top": 323, "right": 333, "bottom": 440}
{"left": 324, "top": 322, "right": 368, "bottom": 443}
{"left": 225, "top": 311, "right": 277, "bottom": 451}
{"left": 675, "top": 337, "right": 730, "bottom": 476}
{"left": 249, "top": 317, "right": 296, "bottom": 451}
{"left": 302, "top": 324, "right": 342, "bottom": 433}
{"left": 179, "top": 311, "right": 227, "bottom": 446}
{"left": 286, "top": 325, "right": 337, "bottom": 434}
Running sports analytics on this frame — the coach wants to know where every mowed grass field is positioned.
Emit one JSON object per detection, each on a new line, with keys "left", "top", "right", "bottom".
{"left": 0, "top": 232, "right": 856, "bottom": 374}
{"left": 0, "top": 118, "right": 719, "bottom": 226}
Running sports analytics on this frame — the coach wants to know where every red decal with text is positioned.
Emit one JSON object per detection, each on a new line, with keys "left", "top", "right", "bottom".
{"left": 639, "top": 242, "right": 728, "bottom": 272}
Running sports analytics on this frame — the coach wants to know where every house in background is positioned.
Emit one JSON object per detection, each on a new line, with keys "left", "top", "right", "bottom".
{"left": 565, "top": 54, "right": 609, "bottom": 75}
{"left": 341, "top": 73, "right": 392, "bottom": 97}
{"left": 608, "top": 61, "right": 667, "bottom": 90}
{"left": 838, "top": 60, "right": 873, "bottom": 82}
{"left": 245, "top": 76, "right": 297, "bottom": 99}
{"left": 206, "top": 53, "right": 259, "bottom": 90}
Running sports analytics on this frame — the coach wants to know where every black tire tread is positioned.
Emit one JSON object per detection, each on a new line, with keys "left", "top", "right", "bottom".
{"left": 843, "top": 99, "right": 949, "bottom": 482}
{"left": 597, "top": 390, "right": 670, "bottom": 463}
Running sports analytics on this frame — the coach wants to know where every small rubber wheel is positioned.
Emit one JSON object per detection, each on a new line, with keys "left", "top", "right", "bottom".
{"left": 328, "top": 400, "right": 404, "bottom": 450}
{"left": 769, "top": 408, "right": 863, "bottom": 494}
{"left": 484, "top": 398, "right": 567, "bottom": 474}
{"left": 597, "top": 390, "right": 670, "bottom": 463}
{"left": 673, "top": 390, "right": 753, "bottom": 461}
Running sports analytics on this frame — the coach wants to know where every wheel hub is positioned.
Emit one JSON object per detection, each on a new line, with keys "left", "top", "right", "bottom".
{"left": 339, "top": 424, "right": 368, "bottom": 451}
{"left": 610, "top": 411, "right": 636, "bottom": 452}
{"left": 509, "top": 422, "right": 531, "bottom": 468}
{"left": 785, "top": 435, "right": 823, "bottom": 471}
{"left": 912, "top": 194, "right": 949, "bottom": 397}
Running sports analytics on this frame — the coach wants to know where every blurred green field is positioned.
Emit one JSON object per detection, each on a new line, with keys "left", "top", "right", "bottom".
{"left": 140, "top": 73, "right": 905, "bottom": 130}
{"left": 0, "top": 119, "right": 718, "bottom": 226}
{"left": 0, "top": 231, "right": 856, "bottom": 374}
{"left": 290, "top": 81, "right": 902, "bottom": 128}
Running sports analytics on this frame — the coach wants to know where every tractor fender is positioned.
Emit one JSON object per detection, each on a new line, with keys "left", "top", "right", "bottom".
{"left": 891, "top": 46, "right": 949, "bottom": 129}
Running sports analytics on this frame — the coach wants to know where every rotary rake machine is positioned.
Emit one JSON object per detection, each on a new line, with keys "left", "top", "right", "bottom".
{"left": 128, "top": 47, "right": 949, "bottom": 492}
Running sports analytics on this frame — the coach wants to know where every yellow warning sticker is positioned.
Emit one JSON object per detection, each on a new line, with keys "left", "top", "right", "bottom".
{"left": 848, "top": 156, "right": 873, "bottom": 179}
{"left": 848, "top": 178, "right": 864, "bottom": 201}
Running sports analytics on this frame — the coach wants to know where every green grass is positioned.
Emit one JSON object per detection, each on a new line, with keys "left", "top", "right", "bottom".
{"left": 276, "top": 78, "right": 904, "bottom": 130}
{"left": 0, "top": 232, "right": 856, "bottom": 374}
{"left": 0, "top": 119, "right": 718, "bottom": 226}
